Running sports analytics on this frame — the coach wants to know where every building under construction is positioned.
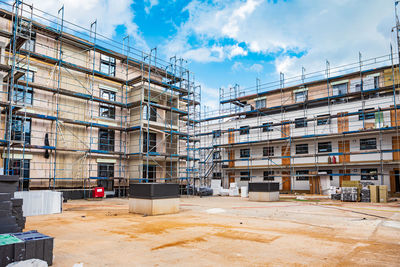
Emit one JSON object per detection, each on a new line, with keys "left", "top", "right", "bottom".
{"left": 199, "top": 54, "right": 400, "bottom": 195}
{"left": 0, "top": 1, "right": 200, "bottom": 195}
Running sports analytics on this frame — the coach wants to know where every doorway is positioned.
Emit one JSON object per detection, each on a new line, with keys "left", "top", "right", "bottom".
{"left": 395, "top": 170, "right": 400, "bottom": 193}
{"left": 143, "top": 165, "right": 156, "bottom": 182}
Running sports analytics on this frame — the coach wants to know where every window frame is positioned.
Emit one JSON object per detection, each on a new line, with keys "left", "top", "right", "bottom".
{"left": 295, "top": 117, "right": 307, "bottom": 128}
{"left": 212, "top": 130, "right": 221, "bottom": 138}
{"left": 361, "top": 168, "right": 378, "bottom": 180}
{"left": 240, "top": 148, "right": 250, "bottom": 158}
{"left": 262, "top": 122, "right": 273, "bottom": 132}
{"left": 263, "top": 146, "right": 274, "bottom": 157}
{"left": 99, "top": 89, "right": 116, "bottom": 119}
{"left": 360, "top": 138, "right": 377, "bottom": 150}
{"left": 98, "top": 129, "right": 115, "bottom": 152}
{"left": 295, "top": 90, "right": 307, "bottom": 103}
{"left": 358, "top": 108, "right": 375, "bottom": 120}
{"left": 143, "top": 132, "right": 157, "bottom": 153}
{"left": 317, "top": 114, "right": 330, "bottom": 125}
{"left": 255, "top": 99, "right": 266, "bottom": 109}
{"left": 332, "top": 82, "right": 347, "bottom": 96}
{"left": 296, "top": 170, "right": 309, "bottom": 181}
{"left": 11, "top": 116, "right": 31, "bottom": 144}
{"left": 318, "top": 142, "right": 332, "bottom": 153}
{"left": 100, "top": 54, "right": 116, "bottom": 76}
{"left": 240, "top": 171, "right": 250, "bottom": 181}
{"left": 239, "top": 126, "right": 250, "bottom": 135}
{"left": 295, "top": 144, "right": 309, "bottom": 154}
{"left": 263, "top": 170, "right": 274, "bottom": 181}
{"left": 98, "top": 163, "right": 114, "bottom": 178}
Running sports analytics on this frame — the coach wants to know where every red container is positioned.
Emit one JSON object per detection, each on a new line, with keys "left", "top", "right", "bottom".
{"left": 93, "top": 187, "right": 104, "bottom": 198}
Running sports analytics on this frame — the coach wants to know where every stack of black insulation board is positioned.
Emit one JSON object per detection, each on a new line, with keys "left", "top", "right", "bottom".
{"left": 331, "top": 193, "right": 341, "bottom": 200}
{"left": 248, "top": 182, "right": 280, "bottom": 192}
{"left": 12, "top": 231, "right": 54, "bottom": 266}
{"left": 0, "top": 234, "right": 25, "bottom": 266}
{"left": 129, "top": 183, "right": 179, "bottom": 199}
{"left": 341, "top": 187, "right": 358, "bottom": 202}
{"left": 0, "top": 193, "right": 20, "bottom": 234}
{"left": 0, "top": 175, "right": 19, "bottom": 194}
{"left": 360, "top": 188, "right": 371, "bottom": 202}
{"left": 11, "top": 198, "right": 25, "bottom": 230}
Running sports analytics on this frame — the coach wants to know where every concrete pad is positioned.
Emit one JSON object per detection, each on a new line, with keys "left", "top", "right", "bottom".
{"left": 249, "top": 191, "right": 279, "bottom": 202}
{"left": 128, "top": 198, "right": 179, "bottom": 216}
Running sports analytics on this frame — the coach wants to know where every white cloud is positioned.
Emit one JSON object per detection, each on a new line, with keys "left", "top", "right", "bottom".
{"left": 232, "top": 62, "right": 263, "bottom": 73}
{"left": 144, "top": 0, "right": 159, "bottom": 14}
{"left": 163, "top": 0, "right": 394, "bottom": 82}
{"left": 18, "top": 0, "right": 149, "bottom": 51}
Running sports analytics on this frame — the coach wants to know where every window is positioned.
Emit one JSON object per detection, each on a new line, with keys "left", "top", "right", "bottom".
{"left": 212, "top": 130, "right": 221, "bottom": 138}
{"left": 296, "top": 170, "right": 309, "bottom": 181}
{"left": 97, "top": 163, "right": 114, "bottom": 191}
{"left": 263, "top": 146, "right": 274, "bottom": 157}
{"left": 361, "top": 168, "right": 378, "bottom": 180}
{"left": 21, "top": 31, "right": 36, "bottom": 52}
{"left": 332, "top": 83, "right": 347, "bottom": 96}
{"left": 262, "top": 122, "right": 273, "bottom": 132}
{"left": 143, "top": 104, "right": 157, "bottom": 122}
{"left": 240, "top": 171, "right": 250, "bottom": 181}
{"left": 212, "top": 172, "right": 221, "bottom": 179}
{"left": 318, "top": 142, "right": 332, "bottom": 153}
{"left": 358, "top": 108, "right": 375, "bottom": 120}
{"left": 240, "top": 148, "right": 250, "bottom": 158}
{"left": 295, "top": 118, "right": 307, "bottom": 128}
{"left": 11, "top": 117, "right": 31, "bottom": 144}
{"left": 295, "top": 90, "right": 307, "bottom": 103}
{"left": 317, "top": 114, "right": 330, "bottom": 125}
{"left": 143, "top": 132, "right": 157, "bottom": 152}
{"left": 98, "top": 163, "right": 114, "bottom": 178}
{"left": 213, "top": 151, "right": 221, "bottom": 160}
{"left": 6, "top": 159, "right": 30, "bottom": 190}
{"left": 239, "top": 126, "right": 249, "bottom": 135}
{"left": 143, "top": 165, "right": 156, "bottom": 183}
{"left": 360, "top": 138, "right": 376, "bottom": 150}
{"left": 99, "top": 89, "right": 116, "bottom": 119}
{"left": 374, "top": 76, "right": 380, "bottom": 89}
{"left": 319, "top": 170, "right": 333, "bottom": 181}
{"left": 263, "top": 171, "right": 274, "bottom": 181}
{"left": 100, "top": 54, "right": 116, "bottom": 76}
{"left": 14, "top": 70, "right": 34, "bottom": 105}
{"left": 296, "top": 144, "right": 308, "bottom": 154}
{"left": 98, "top": 129, "right": 114, "bottom": 152}
{"left": 255, "top": 99, "right": 266, "bottom": 109}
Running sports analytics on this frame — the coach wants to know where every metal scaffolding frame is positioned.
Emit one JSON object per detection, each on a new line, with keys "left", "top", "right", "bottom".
{"left": 0, "top": 0, "right": 200, "bottom": 195}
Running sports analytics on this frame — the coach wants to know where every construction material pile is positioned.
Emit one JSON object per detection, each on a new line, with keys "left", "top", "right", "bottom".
{"left": 330, "top": 180, "right": 388, "bottom": 203}
{"left": 0, "top": 231, "right": 53, "bottom": 266}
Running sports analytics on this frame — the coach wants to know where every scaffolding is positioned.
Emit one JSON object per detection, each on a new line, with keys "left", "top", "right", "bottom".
{"left": 199, "top": 50, "right": 400, "bottom": 192}
{"left": 0, "top": 0, "right": 200, "bottom": 195}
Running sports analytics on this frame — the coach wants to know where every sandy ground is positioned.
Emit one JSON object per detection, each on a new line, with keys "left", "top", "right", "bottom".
{"left": 25, "top": 196, "right": 400, "bottom": 267}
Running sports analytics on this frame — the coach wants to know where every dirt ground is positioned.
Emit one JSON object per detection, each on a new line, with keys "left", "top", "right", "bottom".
{"left": 25, "top": 196, "right": 400, "bottom": 267}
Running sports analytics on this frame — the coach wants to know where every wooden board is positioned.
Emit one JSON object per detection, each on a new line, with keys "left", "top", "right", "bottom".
{"left": 281, "top": 120, "right": 290, "bottom": 138}
{"left": 379, "top": 185, "right": 388, "bottom": 203}
{"left": 282, "top": 171, "right": 291, "bottom": 191}
{"left": 369, "top": 185, "right": 379, "bottom": 203}
{"left": 281, "top": 144, "right": 291, "bottom": 165}
{"left": 339, "top": 169, "right": 350, "bottom": 186}
{"left": 337, "top": 112, "right": 349, "bottom": 133}
{"left": 228, "top": 129, "right": 235, "bottom": 168}
{"left": 338, "top": 140, "right": 350, "bottom": 163}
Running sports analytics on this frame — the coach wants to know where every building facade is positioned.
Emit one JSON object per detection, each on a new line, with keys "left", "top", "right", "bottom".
{"left": 200, "top": 58, "right": 400, "bottom": 195}
{"left": 0, "top": 2, "right": 200, "bottom": 194}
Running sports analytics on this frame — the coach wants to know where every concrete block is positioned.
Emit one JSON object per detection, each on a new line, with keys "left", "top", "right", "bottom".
{"left": 249, "top": 191, "right": 280, "bottom": 202}
{"left": 129, "top": 198, "right": 179, "bottom": 216}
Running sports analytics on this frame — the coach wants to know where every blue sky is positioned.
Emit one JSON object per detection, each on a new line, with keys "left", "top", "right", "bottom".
{"left": 21, "top": 0, "right": 397, "bottom": 109}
